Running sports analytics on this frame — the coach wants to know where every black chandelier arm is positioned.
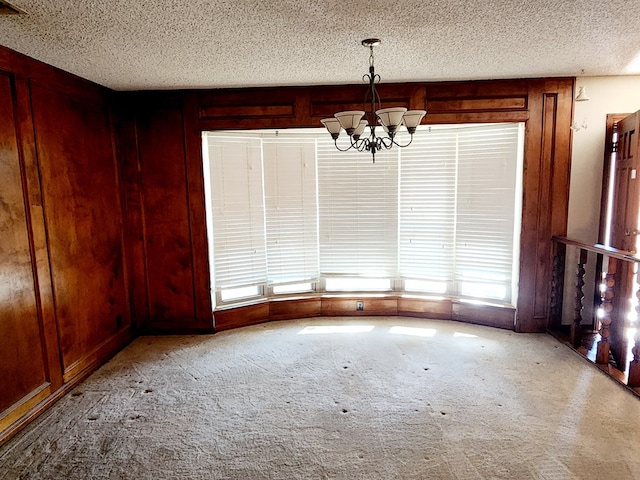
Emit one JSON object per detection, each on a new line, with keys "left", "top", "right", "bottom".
{"left": 390, "top": 134, "right": 415, "bottom": 148}
{"left": 377, "top": 135, "right": 394, "bottom": 150}
{"left": 333, "top": 136, "right": 370, "bottom": 152}
{"left": 332, "top": 139, "right": 355, "bottom": 152}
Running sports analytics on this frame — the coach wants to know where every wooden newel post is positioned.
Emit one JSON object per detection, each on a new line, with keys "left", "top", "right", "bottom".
{"left": 572, "top": 248, "right": 588, "bottom": 348}
{"left": 628, "top": 269, "right": 640, "bottom": 387}
{"left": 597, "top": 258, "right": 617, "bottom": 365}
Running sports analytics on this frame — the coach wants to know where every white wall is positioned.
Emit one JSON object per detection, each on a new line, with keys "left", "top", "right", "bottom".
{"left": 568, "top": 76, "right": 640, "bottom": 242}
{"left": 563, "top": 76, "right": 640, "bottom": 325}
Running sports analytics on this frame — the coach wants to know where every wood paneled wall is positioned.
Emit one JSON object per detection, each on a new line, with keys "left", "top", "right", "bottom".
{"left": 123, "top": 78, "right": 572, "bottom": 334}
{"left": 115, "top": 93, "right": 212, "bottom": 333}
{"left": 0, "top": 47, "right": 132, "bottom": 445}
{"left": 0, "top": 41, "right": 574, "bottom": 445}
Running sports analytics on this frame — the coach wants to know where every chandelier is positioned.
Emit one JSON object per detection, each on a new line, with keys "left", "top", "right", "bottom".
{"left": 320, "top": 38, "right": 426, "bottom": 162}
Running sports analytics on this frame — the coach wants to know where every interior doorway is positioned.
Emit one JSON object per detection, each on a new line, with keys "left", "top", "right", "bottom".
{"left": 600, "top": 111, "right": 639, "bottom": 369}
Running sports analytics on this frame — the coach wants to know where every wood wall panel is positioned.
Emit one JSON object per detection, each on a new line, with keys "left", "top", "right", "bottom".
{"left": 516, "top": 81, "right": 573, "bottom": 332}
{"left": 0, "top": 72, "right": 48, "bottom": 413}
{"left": 214, "top": 302, "right": 270, "bottom": 332}
{"left": 322, "top": 297, "right": 399, "bottom": 316}
{"left": 427, "top": 96, "right": 527, "bottom": 113}
{"left": 136, "top": 101, "right": 198, "bottom": 328}
{"left": 212, "top": 297, "right": 516, "bottom": 331}
{"left": 29, "top": 82, "right": 131, "bottom": 373}
{"left": 1, "top": 45, "right": 135, "bottom": 445}
{"left": 112, "top": 101, "right": 149, "bottom": 330}
{"left": 183, "top": 93, "right": 214, "bottom": 329}
{"left": 188, "top": 78, "right": 573, "bottom": 333}
{"left": 118, "top": 92, "right": 212, "bottom": 333}
{"left": 398, "top": 297, "right": 453, "bottom": 320}
{"left": 452, "top": 303, "right": 516, "bottom": 330}
{"left": 269, "top": 298, "right": 322, "bottom": 321}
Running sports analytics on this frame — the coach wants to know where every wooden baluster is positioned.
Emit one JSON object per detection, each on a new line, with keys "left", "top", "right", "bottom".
{"left": 550, "top": 242, "right": 566, "bottom": 328}
{"left": 572, "top": 248, "right": 588, "bottom": 348}
{"left": 628, "top": 267, "right": 640, "bottom": 387}
{"left": 597, "top": 258, "right": 617, "bottom": 364}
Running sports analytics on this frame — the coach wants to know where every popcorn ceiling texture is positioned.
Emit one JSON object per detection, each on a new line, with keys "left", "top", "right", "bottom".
{"left": 2, "top": 317, "right": 640, "bottom": 479}
{"left": 0, "top": 1, "right": 639, "bottom": 90}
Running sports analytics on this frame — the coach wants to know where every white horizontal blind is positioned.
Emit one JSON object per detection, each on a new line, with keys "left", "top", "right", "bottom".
{"left": 317, "top": 137, "right": 398, "bottom": 277}
{"left": 399, "top": 130, "right": 457, "bottom": 285}
{"left": 204, "top": 124, "right": 523, "bottom": 306}
{"left": 399, "top": 123, "right": 523, "bottom": 302}
{"left": 455, "top": 124, "right": 521, "bottom": 300}
{"left": 263, "top": 138, "right": 319, "bottom": 285}
{"left": 207, "top": 135, "right": 267, "bottom": 290}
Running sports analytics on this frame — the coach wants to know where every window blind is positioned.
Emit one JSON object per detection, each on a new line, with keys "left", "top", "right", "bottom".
{"left": 455, "top": 124, "right": 522, "bottom": 300}
{"left": 206, "top": 136, "right": 267, "bottom": 290}
{"left": 399, "top": 130, "right": 457, "bottom": 287}
{"left": 263, "top": 138, "right": 319, "bottom": 285}
{"left": 317, "top": 137, "right": 398, "bottom": 278}
{"left": 204, "top": 123, "right": 524, "bottom": 306}
{"left": 398, "top": 123, "right": 523, "bottom": 302}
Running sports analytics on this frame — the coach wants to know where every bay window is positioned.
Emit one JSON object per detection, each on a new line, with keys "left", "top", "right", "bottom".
{"left": 203, "top": 123, "right": 524, "bottom": 308}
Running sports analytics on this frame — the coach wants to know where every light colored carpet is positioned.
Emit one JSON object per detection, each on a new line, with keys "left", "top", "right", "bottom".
{"left": 2, "top": 316, "right": 640, "bottom": 479}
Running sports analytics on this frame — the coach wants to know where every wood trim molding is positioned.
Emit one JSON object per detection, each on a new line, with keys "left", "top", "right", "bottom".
{"left": 62, "top": 327, "right": 133, "bottom": 383}
{"left": 213, "top": 296, "right": 516, "bottom": 332}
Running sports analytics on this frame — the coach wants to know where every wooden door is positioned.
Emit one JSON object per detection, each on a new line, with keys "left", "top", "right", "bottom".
{"left": 611, "top": 111, "right": 640, "bottom": 252}
{"left": 604, "top": 111, "right": 640, "bottom": 369}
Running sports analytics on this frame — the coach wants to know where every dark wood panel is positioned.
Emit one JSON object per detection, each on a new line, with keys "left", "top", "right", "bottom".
{"left": 452, "top": 303, "right": 516, "bottom": 330}
{"left": 424, "top": 111, "right": 529, "bottom": 124}
{"left": 0, "top": 72, "right": 48, "bottom": 413}
{"left": 0, "top": 45, "right": 107, "bottom": 105}
{"left": 30, "top": 82, "right": 130, "bottom": 372}
{"left": 270, "top": 298, "right": 322, "bottom": 321}
{"left": 201, "top": 104, "right": 294, "bottom": 119}
{"left": 209, "top": 296, "right": 516, "bottom": 332}
{"left": 199, "top": 87, "right": 302, "bottom": 121}
{"left": 214, "top": 303, "right": 270, "bottom": 331}
{"left": 321, "top": 297, "right": 398, "bottom": 316}
{"left": 427, "top": 96, "right": 527, "bottom": 113}
{"left": 424, "top": 79, "right": 530, "bottom": 99}
{"left": 516, "top": 79, "right": 573, "bottom": 332}
{"left": 533, "top": 93, "right": 558, "bottom": 320}
{"left": 136, "top": 104, "right": 197, "bottom": 326}
{"left": 112, "top": 101, "right": 149, "bottom": 330}
{"left": 183, "top": 93, "right": 214, "bottom": 329}
{"left": 398, "top": 297, "right": 453, "bottom": 320}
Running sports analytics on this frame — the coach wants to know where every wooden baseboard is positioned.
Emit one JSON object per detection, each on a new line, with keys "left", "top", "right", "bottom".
{"left": 0, "top": 328, "right": 135, "bottom": 448}
{"left": 62, "top": 327, "right": 135, "bottom": 383}
{"left": 0, "top": 383, "right": 52, "bottom": 442}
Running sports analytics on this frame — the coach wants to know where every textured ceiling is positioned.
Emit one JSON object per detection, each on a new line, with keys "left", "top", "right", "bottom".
{"left": 1, "top": 0, "right": 640, "bottom": 91}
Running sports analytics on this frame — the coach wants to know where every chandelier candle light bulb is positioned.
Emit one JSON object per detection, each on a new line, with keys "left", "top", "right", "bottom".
{"left": 320, "top": 38, "right": 426, "bottom": 162}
